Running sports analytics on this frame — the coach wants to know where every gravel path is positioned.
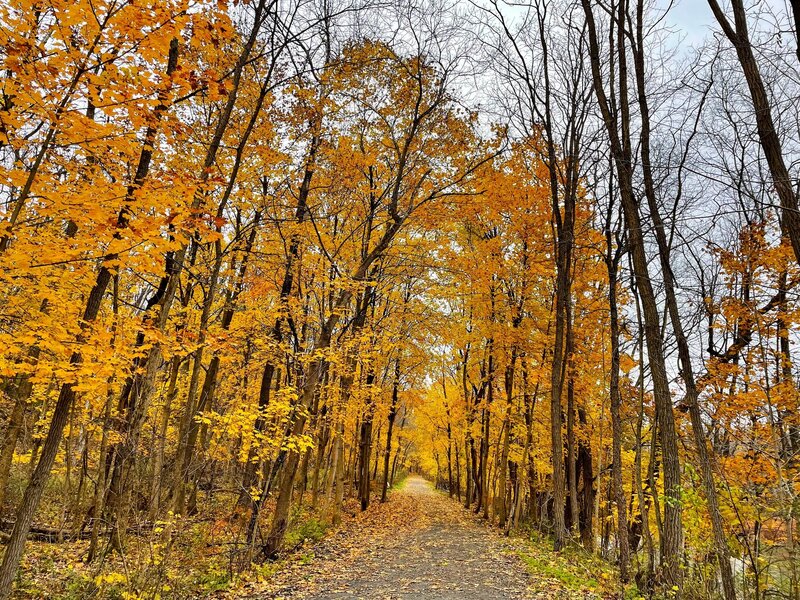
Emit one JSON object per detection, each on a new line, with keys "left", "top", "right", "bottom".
{"left": 259, "top": 476, "right": 532, "bottom": 599}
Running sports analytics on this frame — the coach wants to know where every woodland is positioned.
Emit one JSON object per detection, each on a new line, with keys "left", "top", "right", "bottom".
{"left": 1, "top": 0, "right": 799, "bottom": 598}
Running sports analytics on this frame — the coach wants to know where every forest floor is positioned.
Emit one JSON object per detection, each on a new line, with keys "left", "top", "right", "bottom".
{"left": 234, "top": 477, "right": 611, "bottom": 599}
{"left": 9, "top": 474, "right": 618, "bottom": 599}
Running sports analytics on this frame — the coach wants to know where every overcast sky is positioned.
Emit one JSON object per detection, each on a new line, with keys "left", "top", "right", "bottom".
{"left": 662, "top": 0, "right": 716, "bottom": 46}
{"left": 661, "top": 0, "right": 791, "bottom": 48}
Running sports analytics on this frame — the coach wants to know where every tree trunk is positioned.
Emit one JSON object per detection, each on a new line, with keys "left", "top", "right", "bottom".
{"left": 311, "top": 417, "right": 329, "bottom": 508}
{"left": 578, "top": 406, "right": 594, "bottom": 550}
{"left": 357, "top": 372, "right": 375, "bottom": 511}
{"left": 606, "top": 220, "right": 630, "bottom": 580}
{"left": 497, "top": 348, "right": 516, "bottom": 527}
{"left": 548, "top": 185, "right": 573, "bottom": 551}
{"left": 149, "top": 355, "right": 181, "bottom": 521}
{"left": 479, "top": 339, "right": 494, "bottom": 520}
{"left": 463, "top": 345, "right": 474, "bottom": 509}
{"left": 382, "top": 357, "right": 400, "bottom": 502}
{"left": 566, "top": 312, "right": 578, "bottom": 535}
{"left": 0, "top": 383, "right": 29, "bottom": 510}
{"left": 331, "top": 420, "right": 345, "bottom": 525}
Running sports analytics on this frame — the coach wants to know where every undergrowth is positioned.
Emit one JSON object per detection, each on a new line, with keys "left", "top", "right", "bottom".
{"left": 514, "top": 527, "right": 641, "bottom": 599}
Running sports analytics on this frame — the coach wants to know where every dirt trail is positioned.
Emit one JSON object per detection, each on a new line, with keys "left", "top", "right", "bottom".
{"left": 255, "top": 476, "right": 533, "bottom": 599}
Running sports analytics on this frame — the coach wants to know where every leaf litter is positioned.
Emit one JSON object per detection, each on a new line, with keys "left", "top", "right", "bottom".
{"left": 229, "top": 477, "right": 608, "bottom": 599}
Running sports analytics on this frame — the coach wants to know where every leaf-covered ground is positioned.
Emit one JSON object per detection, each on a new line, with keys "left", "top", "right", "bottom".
{"left": 233, "top": 477, "right": 609, "bottom": 599}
